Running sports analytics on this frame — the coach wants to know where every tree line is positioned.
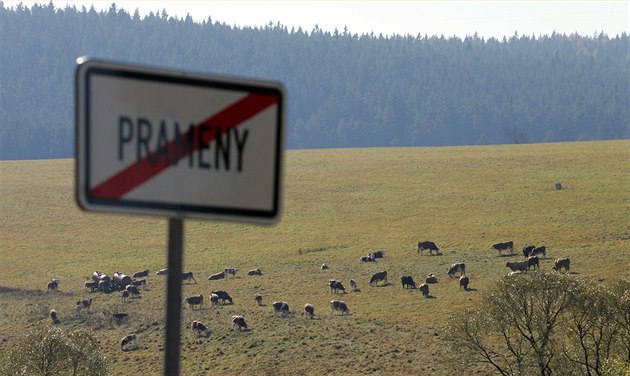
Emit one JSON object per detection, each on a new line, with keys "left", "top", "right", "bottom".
{"left": 1, "top": 2, "right": 628, "bottom": 159}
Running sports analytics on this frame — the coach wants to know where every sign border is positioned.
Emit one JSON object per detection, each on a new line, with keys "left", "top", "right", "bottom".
{"left": 76, "top": 57, "right": 285, "bottom": 224}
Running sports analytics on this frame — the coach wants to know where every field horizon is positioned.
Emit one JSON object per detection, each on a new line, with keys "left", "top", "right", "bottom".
{"left": 1, "top": 140, "right": 628, "bottom": 375}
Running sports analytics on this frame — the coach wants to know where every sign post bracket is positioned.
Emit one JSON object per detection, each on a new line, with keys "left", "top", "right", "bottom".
{"left": 164, "top": 217, "right": 184, "bottom": 375}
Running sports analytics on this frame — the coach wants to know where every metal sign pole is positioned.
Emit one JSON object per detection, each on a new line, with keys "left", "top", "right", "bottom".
{"left": 164, "top": 217, "right": 184, "bottom": 375}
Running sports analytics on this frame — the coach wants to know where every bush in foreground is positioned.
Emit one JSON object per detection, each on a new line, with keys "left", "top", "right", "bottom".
{"left": 0, "top": 325, "right": 110, "bottom": 376}
{"left": 445, "top": 273, "right": 629, "bottom": 376}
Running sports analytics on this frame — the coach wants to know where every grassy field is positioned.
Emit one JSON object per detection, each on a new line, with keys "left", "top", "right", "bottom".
{"left": 0, "top": 140, "right": 628, "bottom": 375}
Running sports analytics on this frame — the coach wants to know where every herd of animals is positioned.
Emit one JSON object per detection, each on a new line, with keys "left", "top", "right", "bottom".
{"left": 43, "top": 240, "right": 571, "bottom": 352}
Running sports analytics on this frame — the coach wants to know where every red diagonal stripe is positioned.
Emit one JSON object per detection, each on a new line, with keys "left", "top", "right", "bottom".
{"left": 89, "top": 92, "right": 278, "bottom": 199}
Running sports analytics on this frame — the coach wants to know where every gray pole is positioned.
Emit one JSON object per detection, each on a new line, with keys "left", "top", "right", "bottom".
{"left": 164, "top": 218, "right": 184, "bottom": 375}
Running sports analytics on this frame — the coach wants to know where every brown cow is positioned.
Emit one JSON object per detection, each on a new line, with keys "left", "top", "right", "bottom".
{"left": 505, "top": 260, "right": 529, "bottom": 273}
{"left": 553, "top": 258, "right": 570, "bottom": 273}
{"left": 369, "top": 271, "right": 388, "bottom": 286}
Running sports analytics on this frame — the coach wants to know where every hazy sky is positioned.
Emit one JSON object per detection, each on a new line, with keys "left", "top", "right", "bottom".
{"left": 5, "top": 1, "right": 629, "bottom": 38}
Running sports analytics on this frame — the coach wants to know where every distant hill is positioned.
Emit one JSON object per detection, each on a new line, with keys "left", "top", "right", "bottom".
{"left": 1, "top": 3, "right": 629, "bottom": 159}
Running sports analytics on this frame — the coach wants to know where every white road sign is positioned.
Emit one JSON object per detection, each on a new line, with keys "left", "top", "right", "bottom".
{"left": 76, "top": 58, "right": 285, "bottom": 223}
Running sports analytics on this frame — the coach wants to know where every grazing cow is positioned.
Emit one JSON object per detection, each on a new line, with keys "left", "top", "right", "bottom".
{"left": 211, "top": 290, "right": 233, "bottom": 304}
{"left": 224, "top": 268, "right": 238, "bottom": 277}
{"left": 49, "top": 309, "right": 60, "bottom": 324}
{"left": 425, "top": 274, "right": 438, "bottom": 284}
{"left": 192, "top": 320, "right": 209, "bottom": 337}
{"left": 369, "top": 271, "right": 388, "bottom": 286}
{"left": 120, "top": 289, "right": 130, "bottom": 303}
{"left": 419, "top": 283, "right": 430, "bottom": 297}
{"left": 272, "top": 301, "right": 290, "bottom": 317}
{"left": 132, "top": 269, "right": 150, "bottom": 278}
{"left": 156, "top": 268, "right": 168, "bottom": 276}
{"left": 304, "top": 303, "right": 315, "bottom": 319}
{"left": 459, "top": 275, "right": 470, "bottom": 290}
{"left": 181, "top": 272, "right": 197, "bottom": 284}
{"left": 84, "top": 280, "right": 98, "bottom": 292}
{"left": 531, "top": 246, "right": 547, "bottom": 258}
{"left": 131, "top": 279, "right": 147, "bottom": 290}
{"left": 370, "top": 250, "right": 385, "bottom": 259}
{"left": 254, "top": 294, "right": 263, "bottom": 306}
{"left": 491, "top": 241, "right": 514, "bottom": 255}
{"left": 98, "top": 280, "right": 110, "bottom": 293}
{"left": 330, "top": 300, "right": 350, "bottom": 315}
{"left": 329, "top": 280, "right": 346, "bottom": 293}
{"left": 231, "top": 315, "right": 248, "bottom": 331}
{"left": 321, "top": 263, "right": 329, "bottom": 270}
{"left": 247, "top": 268, "right": 263, "bottom": 276}
{"left": 210, "top": 293, "right": 220, "bottom": 308}
{"left": 120, "top": 333, "right": 137, "bottom": 351}
{"left": 112, "top": 313, "right": 128, "bottom": 323}
{"left": 208, "top": 272, "right": 226, "bottom": 281}
{"left": 360, "top": 255, "right": 375, "bottom": 262}
{"left": 527, "top": 255, "right": 540, "bottom": 270}
{"left": 522, "top": 245, "right": 535, "bottom": 257}
{"left": 76, "top": 298, "right": 92, "bottom": 313}
{"left": 418, "top": 241, "right": 439, "bottom": 255}
{"left": 401, "top": 275, "right": 416, "bottom": 289}
{"left": 349, "top": 279, "right": 359, "bottom": 292}
{"left": 185, "top": 294, "right": 204, "bottom": 309}
{"left": 506, "top": 260, "right": 529, "bottom": 273}
{"left": 47, "top": 278, "right": 59, "bottom": 291}
{"left": 553, "top": 258, "right": 571, "bottom": 273}
{"left": 125, "top": 284, "right": 141, "bottom": 298}
{"left": 447, "top": 263, "right": 466, "bottom": 278}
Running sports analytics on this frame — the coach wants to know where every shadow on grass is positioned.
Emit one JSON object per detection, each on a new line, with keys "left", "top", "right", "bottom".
{"left": 0, "top": 285, "right": 74, "bottom": 297}
{"left": 498, "top": 253, "right": 519, "bottom": 258}
{"left": 463, "top": 288, "right": 478, "bottom": 292}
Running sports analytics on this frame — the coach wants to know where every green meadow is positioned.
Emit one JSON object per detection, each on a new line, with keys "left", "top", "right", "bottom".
{"left": 0, "top": 140, "right": 628, "bottom": 375}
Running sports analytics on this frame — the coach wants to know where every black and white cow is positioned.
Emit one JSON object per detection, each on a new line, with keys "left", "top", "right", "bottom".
{"left": 208, "top": 272, "right": 226, "bottom": 281}
{"left": 553, "top": 258, "right": 570, "bottom": 273}
{"left": 418, "top": 241, "right": 439, "bottom": 255}
{"left": 132, "top": 269, "right": 150, "bottom": 278}
{"left": 369, "top": 271, "right": 388, "bottom": 286}
{"left": 185, "top": 294, "right": 204, "bottom": 309}
{"left": 191, "top": 320, "right": 209, "bottom": 337}
{"left": 272, "top": 301, "right": 290, "bottom": 317}
{"left": 459, "top": 275, "right": 470, "bottom": 290}
{"left": 181, "top": 272, "right": 197, "bottom": 284}
{"left": 491, "top": 241, "right": 514, "bottom": 255}
{"left": 522, "top": 245, "right": 535, "bottom": 257}
{"left": 255, "top": 294, "right": 263, "bottom": 306}
{"left": 329, "top": 280, "right": 346, "bottom": 293}
{"left": 447, "top": 263, "right": 466, "bottom": 278}
{"left": 156, "top": 269, "right": 168, "bottom": 276}
{"left": 247, "top": 268, "right": 263, "bottom": 276}
{"left": 527, "top": 255, "right": 540, "bottom": 270}
{"left": 231, "top": 315, "right": 248, "bottom": 331}
{"left": 425, "top": 274, "right": 438, "bottom": 284}
{"left": 304, "top": 303, "right": 315, "bottom": 319}
{"left": 211, "top": 290, "right": 233, "bottom": 304}
{"left": 49, "top": 309, "right": 60, "bottom": 324}
{"left": 360, "top": 255, "right": 375, "bottom": 262}
{"left": 224, "top": 268, "right": 238, "bottom": 277}
{"left": 120, "top": 289, "right": 130, "bottom": 303}
{"left": 401, "top": 275, "right": 416, "bottom": 289}
{"left": 47, "top": 278, "right": 60, "bottom": 291}
{"left": 531, "top": 246, "right": 547, "bottom": 258}
{"left": 330, "top": 300, "right": 350, "bottom": 315}
{"left": 120, "top": 333, "right": 137, "bottom": 351}
{"left": 84, "top": 280, "right": 98, "bottom": 292}
{"left": 76, "top": 298, "right": 92, "bottom": 313}
{"left": 418, "top": 283, "right": 430, "bottom": 297}
{"left": 349, "top": 279, "right": 359, "bottom": 292}
{"left": 370, "top": 250, "right": 385, "bottom": 259}
{"left": 125, "top": 284, "right": 141, "bottom": 298}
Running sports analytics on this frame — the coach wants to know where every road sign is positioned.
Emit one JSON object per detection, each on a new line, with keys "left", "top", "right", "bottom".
{"left": 76, "top": 58, "right": 285, "bottom": 223}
